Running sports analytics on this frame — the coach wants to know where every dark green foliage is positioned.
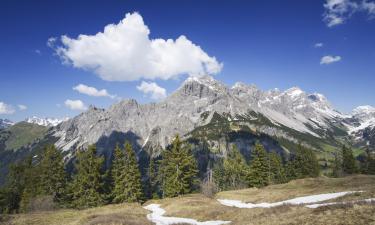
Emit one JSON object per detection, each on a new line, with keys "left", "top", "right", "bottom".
{"left": 268, "top": 152, "right": 286, "bottom": 184}
{"left": 38, "top": 145, "right": 67, "bottom": 202}
{"left": 248, "top": 143, "right": 269, "bottom": 187}
{"left": 342, "top": 145, "right": 358, "bottom": 174}
{"left": 147, "top": 158, "right": 159, "bottom": 199}
{"left": 111, "top": 142, "right": 143, "bottom": 203}
{"left": 286, "top": 145, "right": 320, "bottom": 180}
{"left": 159, "top": 135, "right": 198, "bottom": 198}
{"left": 332, "top": 152, "right": 343, "bottom": 177}
{"left": 360, "top": 147, "right": 375, "bottom": 175}
{"left": 0, "top": 147, "right": 66, "bottom": 214}
{"left": 69, "top": 145, "right": 105, "bottom": 208}
{"left": 222, "top": 145, "right": 249, "bottom": 189}
{"left": 0, "top": 160, "right": 29, "bottom": 213}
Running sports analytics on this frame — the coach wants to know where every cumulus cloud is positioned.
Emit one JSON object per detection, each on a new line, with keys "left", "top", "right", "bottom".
{"left": 314, "top": 43, "right": 324, "bottom": 48}
{"left": 320, "top": 55, "right": 342, "bottom": 64}
{"left": 64, "top": 99, "right": 87, "bottom": 110}
{"left": 52, "top": 12, "right": 222, "bottom": 81}
{"left": 73, "top": 84, "right": 116, "bottom": 99}
{"left": 0, "top": 102, "right": 15, "bottom": 114}
{"left": 137, "top": 81, "right": 167, "bottom": 100}
{"left": 323, "top": 0, "right": 375, "bottom": 27}
{"left": 18, "top": 104, "right": 27, "bottom": 111}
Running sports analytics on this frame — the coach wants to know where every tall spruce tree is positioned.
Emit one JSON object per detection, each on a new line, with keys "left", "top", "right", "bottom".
{"left": 360, "top": 146, "right": 375, "bottom": 175}
{"left": 111, "top": 142, "right": 143, "bottom": 203}
{"left": 159, "top": 135, "right": 198, "bottom": 198}
{"left": 38, "top": 145, "right": 67, "bottom": 202}
{"left": 342, "top": 145, "right": 358, "bottom": 174}
{"left": 148, "top": 158, "right": 159, "bottom": 199}
{"left": 70, "top": 145, "right": 105, "bottom": 208}
{"left": 248, "top": 143, "right": 269, "bottom": 187}
{"left": 268, "top": 152, "right": 286, "bottom": 184}
{"left": 222, "top": 145, "right": 248, "bottom": 189}
{"left": 6, "top": 158, "right": 33, "bottom": 213}
{"left": 285, "top": 145, "right": 320, "bottom": 180}
{"left": 332, "top": 152, "right": 343, "bottom": 177}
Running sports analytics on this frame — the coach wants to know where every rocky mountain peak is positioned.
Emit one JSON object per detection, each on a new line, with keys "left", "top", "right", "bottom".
{"left": 177, "top": 75, "right": 229, "bottom": 98}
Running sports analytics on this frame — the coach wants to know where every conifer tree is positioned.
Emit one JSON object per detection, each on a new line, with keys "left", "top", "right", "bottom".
{"left": 285, "top": 145, "right": 320, "bottom": 180}
{"left": 222, "top": 145, "right": 248, "bottom": 189}
{"left": 111, "top": 142, "right": 143, "bottom": 203}
{"left": 268, "top": 152, "right": 286, "bottom": 184}
{"left": 342, "top": 145, "right": 358, "bottom": 174}
{"left": 148, "top": 158, "right": 159, "bottom": 198}
{"left": 38, "top": 145, "right": 67, "bottom": 202}
{"left": 332, "top": 152, "right": 343, "bottom": 177}
{"left": 360, "top": 146, "right": 375, "bottom": 175}
{"left": 111, "top": 144, "right": 125, "bottom": 203}
{"left": 248, "top": 143, "right": 269, "bottom": 187}
{"left": 70, "top": 145, "right": 105, "bottom": 208}
{"left": 17, "top": 157, "right": 35, "bottom": 213}
{"left": 159, "top": 135, "right": 198, "bottom": 198}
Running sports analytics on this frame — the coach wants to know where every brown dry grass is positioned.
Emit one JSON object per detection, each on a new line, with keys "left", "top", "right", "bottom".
{"left": 4, "top": 175, "right": 375, "bottom": 225}
{"left": 4, "top": 203, "right": 152, "bottom": 225}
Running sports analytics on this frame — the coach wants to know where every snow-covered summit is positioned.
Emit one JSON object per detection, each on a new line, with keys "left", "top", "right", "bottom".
{"left": 25, "top": 116, "right": 69, "bottom": 127}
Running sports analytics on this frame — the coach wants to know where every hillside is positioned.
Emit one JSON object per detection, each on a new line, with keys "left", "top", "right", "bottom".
{"left": 5, "top": 175, "right": 375, "bottom": 225}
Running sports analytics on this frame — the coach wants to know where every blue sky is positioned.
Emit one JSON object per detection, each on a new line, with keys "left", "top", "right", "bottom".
{"left": 0, "top": 0, "right": 374, "bottom": 121}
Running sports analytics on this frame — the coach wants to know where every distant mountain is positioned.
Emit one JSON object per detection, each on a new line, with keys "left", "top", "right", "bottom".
{"left": 344, "top": 105, "right": 375, "bottom": 146}
{"left": 0, "top": 119, "right": 14, "bottom": 130}
{"left": 50, "top": 75, "right": 361, "bottom": 164}
{"left": 1, "top": 76, "right": 374, "bottom": 185}
{"left": 25, "top": 116, "right": 69, "bottom": 127}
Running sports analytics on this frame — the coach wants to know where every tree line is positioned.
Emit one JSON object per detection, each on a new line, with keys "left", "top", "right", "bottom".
{"left": 1, "top": 135, "right": 373, "bottom": 214}
{"left": 212, "top": 143, "right": 320, "bottom": 191}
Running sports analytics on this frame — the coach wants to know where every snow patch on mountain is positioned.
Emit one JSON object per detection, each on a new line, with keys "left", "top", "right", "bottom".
{"left": 25, "top": 116, "right": 69, "bottom": 127}
{"left": 0, "top": 119, "right": 14, "bottom": 129}
{"left": 218, "top": 191, "right": 361, "bottom": 209}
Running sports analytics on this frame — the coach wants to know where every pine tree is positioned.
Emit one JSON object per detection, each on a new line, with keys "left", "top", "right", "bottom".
{"left": 360, "top": 147, "right": 375, "bottom": 175}
{"left": 111, "top": 144, "right": 125, "bottom": 203}
{"left": 70, "top": 145, "right": 105, "bottom": 208}
{"left": 332, "top": 152, "right": 343, "bottom": 177}
{"left": 285, "top": 145, "right": 320, "bottom": 180}
{"left": 248, "top": 143, "right": 269, "bottom": 187}
{"left": 9, "top": 156, "right": 33, "bottom": 212}
{"left": 222, "top": 145, "right": 248, "bottom": 189}
{"left": 268, "top": 152, "right": 286, "bottom": 184}
{"left": 5, "top": 159, "right": 31, "bottom": 213}
{"left": 38, "top": 145, "right": 67, "bottom": 203}
{"left": 111, "top": 142, "right": 144, "bottom": 203}
{"left": 342, "top": 145, "right": 358, "bottom": 174}
{"left": 159, "top": 135, "right": 198, "bottom": 198}
{"left": 148, "top": 158, "right": 159, "bottom": 199}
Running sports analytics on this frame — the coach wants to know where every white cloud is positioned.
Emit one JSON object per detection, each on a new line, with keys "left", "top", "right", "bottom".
{"left": 320, "top": 55, "right": 342, "bottom": 64}
{"left": 52, "top": 12, "right": 223, "bottom": 81}
{"left": 136, "top": 81, "right": 167, "bottom": 100}
{"left": 18, "top": 104, "right": 27, "bottom": 111}
{"left": 362, "top": 0, "right": 375, "bottom": 16}
{"left": 0, "top": 102, "right": 15, "bottom": 114}
{"left": 323, "top": 0, "right": 375, "bottom": 27}
{"left": 73, "top": 84, "right": 116, "bottom": 99}
{"left": 35, "top": 49, "right": 41, "bottom": 55}
{"left": 314, "top": 43, "right": 324, "bottom": 48}
{"left": 64, "top": 99, "right": 87, "bottom": 111}
{"left": 47, "top": 37, "right": 57, "bottom": 48}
